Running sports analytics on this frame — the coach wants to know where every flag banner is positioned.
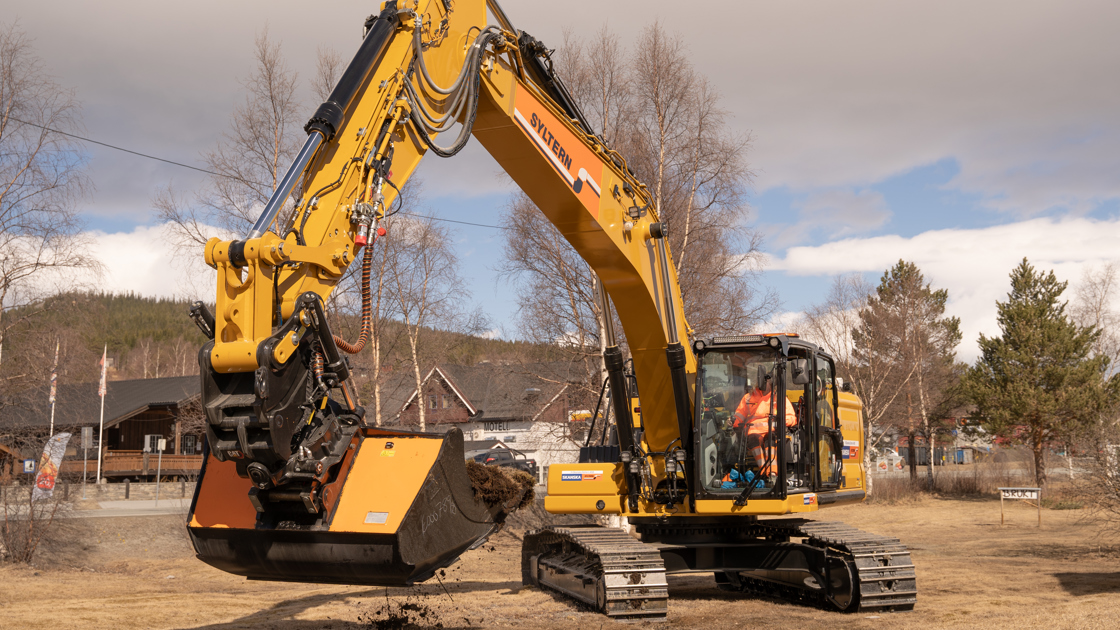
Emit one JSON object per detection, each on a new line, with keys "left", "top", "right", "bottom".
{"left": 32, "top": 432, "right": 71, "bottom": 502}
{"left": 98, "top": 345, "right": 108, "bottom": 397}
{"left": 48, "top": 341, "right": 59, "bottom": 404}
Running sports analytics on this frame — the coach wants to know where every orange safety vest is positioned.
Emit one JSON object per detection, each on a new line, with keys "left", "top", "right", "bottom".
{"left": 732, "top": 389, "right": 797, "bottom": 436}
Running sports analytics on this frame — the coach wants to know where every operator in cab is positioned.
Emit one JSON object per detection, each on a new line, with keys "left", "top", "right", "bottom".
{"left": 731, "top": 365, "right": 797, "bottom": 476}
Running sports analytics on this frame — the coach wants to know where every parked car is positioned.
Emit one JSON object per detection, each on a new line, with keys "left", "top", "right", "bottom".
{"left": 467, "top": 448, "right": 538, "bottom": 479}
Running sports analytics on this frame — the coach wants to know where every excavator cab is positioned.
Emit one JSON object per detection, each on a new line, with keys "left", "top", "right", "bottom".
{"left": 693, "top": 334, "right": 844, "bottom": 501}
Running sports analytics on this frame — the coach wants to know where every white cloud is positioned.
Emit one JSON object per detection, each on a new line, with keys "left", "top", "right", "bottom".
{"left": 13, "top": 1, "right": 1117, "bottom": 225}
{"left": 752, "top": 310, "right": 806, "bottom": 336}
{"left": 510, "top": 1, "right": 1120, "bottom": 215}
{"left": 69, "top": 224, "right": 217, "bottom": 302}
{"left": 769, "top": 216, "right": 1120, "bottom": 361}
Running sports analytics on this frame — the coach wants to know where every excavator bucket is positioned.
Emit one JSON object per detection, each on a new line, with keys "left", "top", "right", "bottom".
{"left": 187, "top": 427, "right": 517, "bottom": 586}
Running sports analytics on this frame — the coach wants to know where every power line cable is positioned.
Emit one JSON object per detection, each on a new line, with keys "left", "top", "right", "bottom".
{"left": 10, "top": 115, "right": 226, "bottom": 179}
{"left": 9, "top": 116, "right": 510, "bottom": 231}
{"left": 396, "top": 211, "right": 509, "bottom": 230}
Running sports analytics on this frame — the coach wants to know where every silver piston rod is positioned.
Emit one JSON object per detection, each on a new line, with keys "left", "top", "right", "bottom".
{"left": 246, "top": 131, "right": 324, "bottom": 240}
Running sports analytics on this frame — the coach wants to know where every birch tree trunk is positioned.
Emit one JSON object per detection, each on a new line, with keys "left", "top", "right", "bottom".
{"left": 408, "top": 326, "right": 425, "bottom": 432}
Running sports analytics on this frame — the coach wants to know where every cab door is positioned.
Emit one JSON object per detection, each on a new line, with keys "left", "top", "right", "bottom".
{"left": 814, "top": 355, "right": 843, "bottom": 489}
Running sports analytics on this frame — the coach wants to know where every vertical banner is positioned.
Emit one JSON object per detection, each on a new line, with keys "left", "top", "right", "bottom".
{"left": 48, "top": 339, "right": 60, "bottom": 436}
{"left": 32, "top": 432, "right": 71, "bottom": 502}
{"left": 98, "top": 345, "right": 107, "bottom": 397}
{"left": 49, "top": 340, "right": 59, "bottom": 404}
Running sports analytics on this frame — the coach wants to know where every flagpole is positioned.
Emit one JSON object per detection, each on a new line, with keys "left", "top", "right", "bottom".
{"left": 96, "top": 344, "right": 107, "bottom": 484}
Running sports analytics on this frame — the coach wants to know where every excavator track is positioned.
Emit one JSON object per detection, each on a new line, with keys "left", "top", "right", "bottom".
{"left": 522, "top": 526, "right": 669, "bottom": 619}
{"left": 732, "top": 518, "right": 918, "bottom": 612}
{"left": 524, "top": 519, "right": 915, "bottom": 619}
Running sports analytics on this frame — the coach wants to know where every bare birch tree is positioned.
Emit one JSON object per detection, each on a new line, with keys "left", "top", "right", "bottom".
{"left": 1071, "top": 263, "right": 1120, "bottom": 489}
{"left": 503, "top": 21, "right": 773, "bottom": 359}
{"left": 498, "top": 192, "right": 607, "bottom": 399}
{"left": 801, "top": 274, "right": 902, "bottom": 492}
{"left": 1073, "top": 262, "right": 1120, "bottom": 375}
{"left": 385, "top": 214, "right": 467, "bottom": 432}
{"left": 328, "top": 181, "right": 422, "bottom": 425}
{"left": 313, "top": 46, "right": 345, "bottom": 102}
{"left": 0, "top": 22, "right": 98, "bottom": 392}
{"left": 156, "top": 29, "right": 302, "bottom": 245}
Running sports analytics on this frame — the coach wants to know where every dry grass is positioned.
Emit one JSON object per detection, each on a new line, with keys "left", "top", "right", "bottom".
{"left": 1, "top": 497, "right": 1119, "bottom": 629}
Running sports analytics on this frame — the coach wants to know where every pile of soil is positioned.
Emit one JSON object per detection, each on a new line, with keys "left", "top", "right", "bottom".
{"left": 465, "top": 461, "right": 535, "bottom": 516}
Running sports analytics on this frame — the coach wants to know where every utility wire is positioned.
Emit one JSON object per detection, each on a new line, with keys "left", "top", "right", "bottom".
{"left": 8, "top": 116, "right": 510, "bottom": 231}
{"left": 396, "top": 211, "right": 509, "bottom": 230}
{"left": 10, "top": 115, "right": 226, "bottom": 179}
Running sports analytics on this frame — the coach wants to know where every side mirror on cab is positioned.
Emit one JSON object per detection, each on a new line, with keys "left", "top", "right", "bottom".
{"left": 791, "top": 358, "right": 811, "bottom": 386}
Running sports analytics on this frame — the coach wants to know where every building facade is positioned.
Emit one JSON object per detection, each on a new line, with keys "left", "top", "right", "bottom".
{"left": 393, "top": 362, "right": 592, "bottom": 482}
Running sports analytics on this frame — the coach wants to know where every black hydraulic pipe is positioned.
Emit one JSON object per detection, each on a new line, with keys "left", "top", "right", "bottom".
{"left": 666, "top": 342, "right": 696, "bottom": 506}
{"left": 293, "top": 292, "right": 350, "bottom": 384}
{"left": 305, "top": 3, "right": 400, "bottom": 140}
{"left": 775, "top": 358, "right": 788, "bottom": 500}
{"left": 189, "top": 301, "right": 216, "bottom": 340}
{"left": 604, "top": 346, "right": 639, "bottom": 512}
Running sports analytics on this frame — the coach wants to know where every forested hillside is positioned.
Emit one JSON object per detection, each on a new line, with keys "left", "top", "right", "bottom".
{"left": 0, "top": 291, "right": 562, "bottom": 395}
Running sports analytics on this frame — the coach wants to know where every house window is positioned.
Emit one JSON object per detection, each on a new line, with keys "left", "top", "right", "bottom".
{"left": 182, "top": 435, "right": 198, "bottom": 455}
{"left": 429, "top": 395, "right": 438, "bottom": 409}
{"left": 442, "top": 395, "right": 451, "bottom": 408}
{"left": 143, "top": 434, "right": 165, "bottom": 453}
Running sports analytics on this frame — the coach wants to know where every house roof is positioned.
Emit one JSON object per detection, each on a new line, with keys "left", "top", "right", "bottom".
{"left": 1, "top": 375, "right": 199, "bottom": 430}
{"left": 373, "top": 372, "right": 423, "bottom": 421}
{"left": 398, "top": 361, "right": 588, "bottom": 423}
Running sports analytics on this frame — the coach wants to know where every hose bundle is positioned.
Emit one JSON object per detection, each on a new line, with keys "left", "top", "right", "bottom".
{"left": 403, "top": 14, "right": 505, "bottom": 158}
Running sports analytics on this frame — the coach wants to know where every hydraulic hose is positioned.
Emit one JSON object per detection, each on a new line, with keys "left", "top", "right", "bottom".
{"left": 333, "top": 242, "right": 374, "bottom": 355}
{"left": 404, "top": 27, "right": 504, "bottom": 158}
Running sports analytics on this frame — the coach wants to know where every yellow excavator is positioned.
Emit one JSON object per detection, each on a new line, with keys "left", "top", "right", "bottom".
{"left": 185, "top": 0, "right": 917, "bottom": 618}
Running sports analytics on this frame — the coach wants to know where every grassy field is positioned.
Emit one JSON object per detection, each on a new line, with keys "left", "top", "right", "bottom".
{"left": 1, "top": 494, "right": 1117, "bottom": 629}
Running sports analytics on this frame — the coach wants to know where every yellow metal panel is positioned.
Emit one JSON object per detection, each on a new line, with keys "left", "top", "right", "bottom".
{"left": 546, "top": 463, "right": 625, "bottom": 496}
{"left": 693, "top": 496, "right": 821, "bottom": 516}
{"left": 838, "top": 392, "right": 866, "bottom": 495}
{"left": 328, "top": 434, "right": 443, "bottom": 534}
{"left": 545, "top": 495, "right": 623, "bottom": 515}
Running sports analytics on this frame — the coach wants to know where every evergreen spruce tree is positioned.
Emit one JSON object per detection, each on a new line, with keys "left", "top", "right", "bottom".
{"left": 965, "top": 258, "right": 1108, "bottom": 487}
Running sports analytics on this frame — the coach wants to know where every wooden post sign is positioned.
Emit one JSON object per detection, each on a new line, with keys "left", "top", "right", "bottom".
{"left": 999, "top": 487, "right": 1041, "bottom": 526}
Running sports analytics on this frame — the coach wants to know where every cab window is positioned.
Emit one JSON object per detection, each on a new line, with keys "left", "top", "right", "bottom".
{"left": 816, "top": 358, "right": 836, "bottom": 430}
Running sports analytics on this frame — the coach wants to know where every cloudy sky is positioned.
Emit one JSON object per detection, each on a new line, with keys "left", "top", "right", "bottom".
{"left": 8, "top": 0, "right": 1120, "bottom": 359}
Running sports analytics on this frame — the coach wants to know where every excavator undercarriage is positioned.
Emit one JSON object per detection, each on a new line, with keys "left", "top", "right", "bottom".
{"left": 522, "top": 518, "right": 916, "bottom": 620}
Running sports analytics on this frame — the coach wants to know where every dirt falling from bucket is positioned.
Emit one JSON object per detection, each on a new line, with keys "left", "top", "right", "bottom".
{"left": 465, "top": 461, "right": 535, "bottom": 516}
{"left": 359, "top": 592, "right": 445, "bottom": 630}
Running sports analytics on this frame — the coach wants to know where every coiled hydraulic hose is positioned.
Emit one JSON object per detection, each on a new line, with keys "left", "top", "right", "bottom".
{"left": 332, "top": 240, "right": 374, "bottom": 354}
